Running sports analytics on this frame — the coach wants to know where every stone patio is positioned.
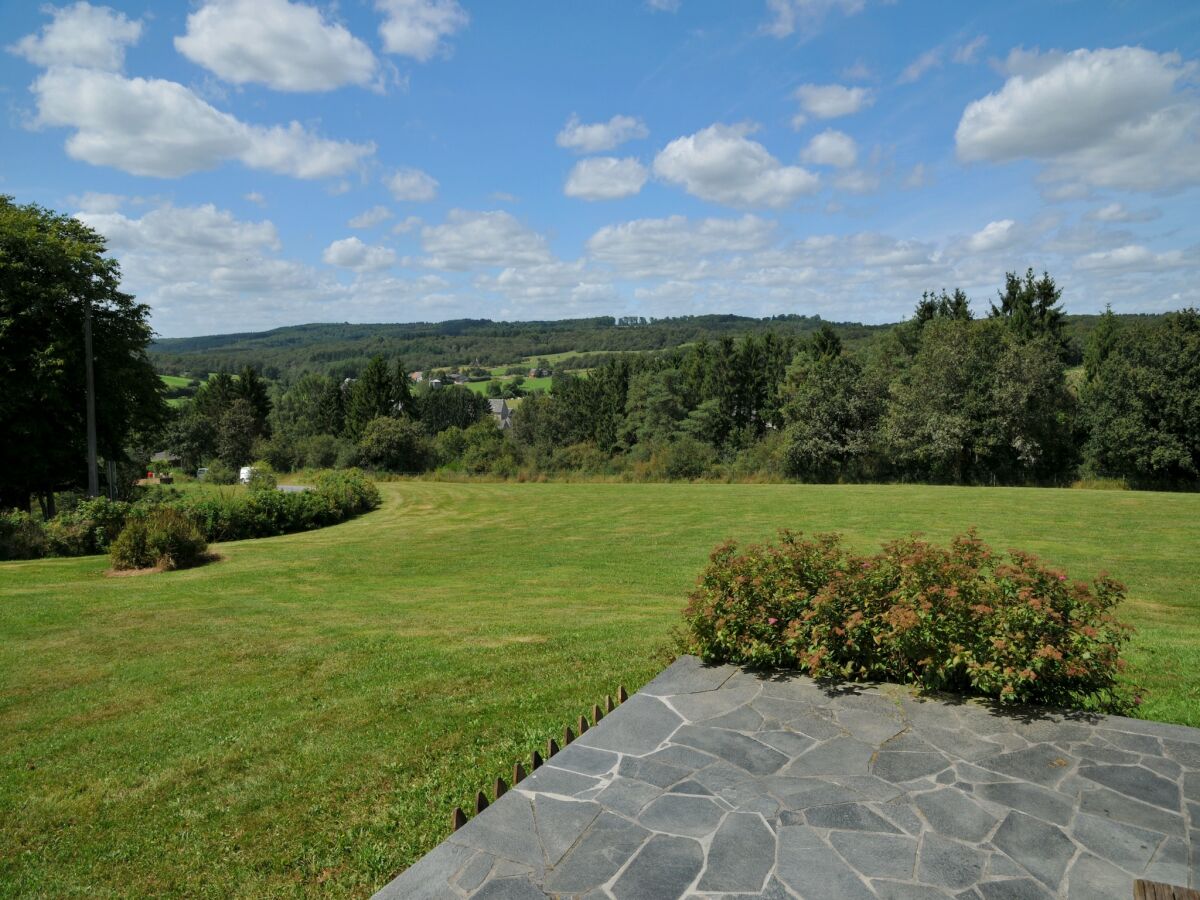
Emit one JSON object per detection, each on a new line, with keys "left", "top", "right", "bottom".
{"left": 374, "top": 656, "right": 1200, "bottom": 899}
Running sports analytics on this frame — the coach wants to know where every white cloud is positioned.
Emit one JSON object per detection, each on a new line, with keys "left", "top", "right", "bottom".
{"left": 244, "top": 191, "right": 266, "bottom": 206}
{"left": 646, "top": 0, "right": 680, "bottom": 10}
{"left": 898, "top": 49, "right": 942, "bottom": 84}
{"left": 953, "top": 36, "right": 987, "bottom": 65}
{"left": 77, "top": 203, "right": 281, "bottom": 255}
{"left": 965, "top": 218, "right": 1020, "bottom": 253}
{"left": 556, "top": 114, "right": 649, "bottom": 153}
{"left": 392, "top": 215, "right": 422, "bottom": 234}
{"left": 587, "top": 214, "right": 776, "bottom": 278}
{"left": 903, "top": 163, "right": 928, "bottom": 189}
{"left": 30, "top": 67, "right": 372, "bottom": 178}
{"left": 792, "top": 83, "right": 873, "bottom": 127}
{"left": 1085, "top": 202, "right": 1161, "bottom": 223}
{"left": 956, "top": 47, "right": 1200, "bottom": 192}
{"left": 71, "top": 190, "right": 126, "bottom": 213}
{"left": 323, "top": 236, "right": 397, "bottom": 271}
{"left": 653, "top": 124, "right": 819, "bottom": 208}
{"left": 8, "top": 2, "right": 141, "bottom": 71}
{"left": 564, "top": 157, "right": 648, "bottom": 200}
{"left": 376, "top": 0, "right": 468, "bottom": 61}
{"left": 841, "top": 61, "right": 872, "bottom": 81}
{"left": 1076, "top": 244, "right": 1189, "bottom": 271}
{"left": 386, "top": 167, "right": 439, "bottom": 201}
{"left": 349, "top": 205, "right": 393, "bottom": 228}
{"left": 800, "top": 129, "right": 857, "bottom": 167}
{"left": 833, "top": 168, "right": 879, "bottom": 193}
{"left": 763, "top": 0, "right": 866, "bottom": 38}
{"left": 175, "top": 0, "right": 380, "bottom": 92}
{"left": 421, "top": 210, "right": 552, "bottom": 269}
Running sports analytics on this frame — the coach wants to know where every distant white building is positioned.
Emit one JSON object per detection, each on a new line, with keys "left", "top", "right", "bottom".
{"left": 488, "top": 399, "right": 513, "bottom": 430}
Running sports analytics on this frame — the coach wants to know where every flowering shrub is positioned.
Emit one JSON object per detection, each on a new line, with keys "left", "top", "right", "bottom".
{"left": 110, "top": 508, "right": 208, "bottom": 571}
{"left": 682, "top": 529, "right": 1135, "bottom": 711}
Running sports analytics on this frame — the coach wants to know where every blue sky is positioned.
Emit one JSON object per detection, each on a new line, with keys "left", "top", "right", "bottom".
{"left": 2, "top": 0, "right": 1198, "bottom": 337}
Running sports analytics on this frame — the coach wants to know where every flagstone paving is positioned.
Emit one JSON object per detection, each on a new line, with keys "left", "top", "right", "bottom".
{"left": 374, "top": 656, "right": 1200, "bottom": 899}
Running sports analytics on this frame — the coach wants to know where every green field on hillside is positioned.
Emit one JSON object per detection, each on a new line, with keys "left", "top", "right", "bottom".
{"left": 464, "top": 375, "right": 553, "bottom": 395}
{"left": 2, "top": 482, "right": 1198, "bottom": 897}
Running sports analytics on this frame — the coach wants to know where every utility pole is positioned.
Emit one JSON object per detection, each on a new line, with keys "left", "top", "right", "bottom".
{"left": 84, "top": 303, "right": 99, "bottom": 498}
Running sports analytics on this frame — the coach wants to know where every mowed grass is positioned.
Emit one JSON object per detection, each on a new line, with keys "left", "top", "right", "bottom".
{"left": 463, "top": 375, "right": 553, "bottom": 395}
{"left": 2, "top": 482, "right": 1198, "bottom": 897}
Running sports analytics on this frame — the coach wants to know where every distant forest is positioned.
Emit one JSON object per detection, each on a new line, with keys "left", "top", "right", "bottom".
{"left": 149, "top": 311, "right": 1161, "bottom": 383}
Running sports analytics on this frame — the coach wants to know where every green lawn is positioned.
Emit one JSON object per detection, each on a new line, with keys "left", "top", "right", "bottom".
{"left": 464, "top": 375, "right": 553, "bottom": 395}
{"left": 2, "top": 482, "right": 1198, "bottom": 897}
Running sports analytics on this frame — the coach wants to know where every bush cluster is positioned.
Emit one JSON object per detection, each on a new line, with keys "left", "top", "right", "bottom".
{"left": 0, "top": 470, "right": 381, "bottom": 562}
{"left": 110, "top": 508, "right": 208, "bottom": 571}
{"left": 682, "top": 529, "right": 1135, "bottom": 711}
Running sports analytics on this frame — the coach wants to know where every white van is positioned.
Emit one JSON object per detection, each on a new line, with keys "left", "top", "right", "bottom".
{"left": 238, "top": 466, "right": 254, "bottom": 484}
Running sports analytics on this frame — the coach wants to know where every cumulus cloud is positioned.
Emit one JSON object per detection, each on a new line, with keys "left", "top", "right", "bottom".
{"left": 421, "top": 210, "right": 553, "bottom": 269}
{"left": 956, "top": 47, "right": 1200, "bottom": 192}
{"left": 175, "top": 0, "right": 380, "bottom": 92}
{"left": 791, "top": 83, "right": 873, "bottom": 127}
{"left": 1076, "top": 244, "right": 1189, "bottom": 271}
{"left": 587, "top": 214, "right": 776, "bottom": 278}
{"left": 763, "top": 0, "right": 866, "bottom": 38}
{"left": 800, "top": 129, "right": 857, "bottom": 167}
{"left": 953, "top": 36, "right": 987, "bottom": 65}
{"left": 898, "top": 49, "right": 942, "bottom": 84}
{"left": 1085, "top": 203, "right": 1161, "bottom": 223}
{"left": 8, "top": 2, "right": 141, "bottom": 71}
{"left": 244, "top": 191, "right": 266, "bottom": 206}
{"left": 965, "top": 219, "right": 1021, "bottom": 253}
{"left": 376, "top": 0, "right": 468, "bottom": 61}
{"left": 564, "top": 157, "right": 648, "bottom": 200}
{"left": 349, "top": 205, "right": 393, "bottom": 228}
{"left": 323, "top": 236, "right": 397, "bottom": 271}
{"left": 556, "top": 114, "right": 649, "bottom": 153}
{"left": 386, "top": 167, "right": 439, "bottom": 201}
{"left": 833, "top": 168, "right": 880, "bottom": 193}
{"left": 653, "top": 124, "right": 819, "bottom": 208}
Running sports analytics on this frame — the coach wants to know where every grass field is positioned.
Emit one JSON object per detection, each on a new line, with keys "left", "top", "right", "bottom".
{"left": 464, "top": 375, "right": 553, "bottom": 395}
{"left": 2, "top": 482, "right": 1198, "bottom": 897}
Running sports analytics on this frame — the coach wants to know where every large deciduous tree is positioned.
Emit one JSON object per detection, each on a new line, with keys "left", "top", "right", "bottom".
{"left": 0, "top": 196, "right": 166, "bottom": 511}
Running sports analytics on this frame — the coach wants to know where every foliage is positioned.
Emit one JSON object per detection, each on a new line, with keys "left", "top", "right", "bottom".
{"left": 345, "top": 356, "right": 398, "bottom": 440}
{"left": 418, "top": 385, "right": 490, "bottom": 435}
{"left": 0, "top": 196, "right": 167, "bottom": 511}
{"left": 110, "top": 507, "right": 208, "bottom": 570}
{"left": 0, "top": 510, "right": 48, "bottom": 560}
{"left": 1080, "top": 309, "right": 1200, "bottom": 487}
{"left": 357, "top": 416, "right": 430, "bottom": 473}
{"left": 202, "top": 459, "right": 238, "bottom": 485}
{"left": 44, "top": 497, "right": 130, "bottom": 556}
{"left": 683, "top": 529, "right": 1135, "bottom": 710}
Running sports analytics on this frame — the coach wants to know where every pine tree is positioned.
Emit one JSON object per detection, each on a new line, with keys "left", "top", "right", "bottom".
{"left": 344, "top": 356, "right": 395, "bottom": 440}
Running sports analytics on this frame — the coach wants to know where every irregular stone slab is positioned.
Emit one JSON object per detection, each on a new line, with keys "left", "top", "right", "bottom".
{"left": 543, "top": 812, "right": 649, "bottom": 894}
{"left": 574, "top": 693, "right": 681, "bottom": 756}
{"left": 700, "top": 703, "right": 766, "bottom": 732}
{"left": 666, "top": 778, "right": 712, "bottom": 796}
{"left": 472, "top": 877, "right": 545, "bottom": 900}
{"left": 836, "top": 708, "right": 906, "bottom": 745}
{"left": 1142, "top": 754, "right": 1183, "bottom": 780}
{"left": 1070, "top": 811, "right": 1161, "bottom": 873}
{"left": 697, "top": 812, "right": 775, "bottom": 892}
{"left": 829, "top": 831, "right": 918, "bottom": 879}
{"left": 805, "top": 802, "right": 901, "bottom": 833}
{"left": 919, "top": 724, "right": 1005, "bottom": 762}
{"left": 668, "top": 680, "right": 761, "bottom": 723}
{"left": 876, "top": 796, "right": 924, "bottom": 835}
{"left": 1064, "top": 854, "right": 1132, "bottom": 900}
{"left": 517, "top": 765, "right": 600, "bottom": 799}
{"left": 637, "top": 793, "right": 726, "bottom": 837}
{"left": 915, "top": 788, "right": 999, "bottom": 842}
{"left": 776, "top": 825, "right": 875, "bottom": 900}
{"left": 448, "top": 793, "right": 544, "bottom": 870}
{"left": 978, "top": 878, "right": 1054, "bottom": 900}
{"left": 455, "top": 852, "right": 494, "bottom": 892}
{"left": 835, "top": 774, "right": 906, "bottom": 802}
{"left": 643, "top": 744, "right": 717, "bottom": 770}
{"left": 547, "top": 744, "right": 619, "bottom": 776}
{"left": 610, "top": 833, "right": 703, "bottom": 900}
{"left": 1077, "top": 763, "right": 1181, "bottom": 810}
{"left": 874, "top": 750, "right": 951, "bottom": 783}
{"left": 619, "top": 754, "right": 689, "bottom": 788}
{"left": 873, "top": 879, "right": 956, "bottom": 899}
{"left": 374, "top": 840, "right": 474, "bottom": 899}
{"left": 533, "top": 796, "right": 601, "bottom": 866}
{"left": 1072, "top": 742, "right": 1141, "bottom": 766}
{"left": 690, "top": 762, "right": 779, "bottom": 816}
{"left": 973, "top": 780, "right": 1074, "bottom": 826}
{"left": 1162, "top": 737, "right": 1200, "bottom": 770}
{"left": 671, "top": 724, "right": 789, "bottom": 775}
{"left": 593, "top": 776, "right": 661, "bottom": 818}
{"left": 917, "top": 833, "right": 988, "bottom": 890}
{"left": 1143, "top": 835, "right": 1190, "bottom": 888}
{"left": 755, "top": 729, "right": 816, "bottom": 757}
{"left": 786, "top": 736, "right": 876, "bottom": 775}
{"left": 1096, "top": 728, "right": 1162, "bottom": 755}
{"left": 991, "top": 811, "right": 1074, "bottom": 891}
{"left": 1079, "top": 785, "right": 1186, "bottom": 837}
{"left": 764, "top": 775, "right": 861, "bottom": 811}
{"left": 639, "top": 656, "right": 736, "bottom": 696}
{"left": 976, "top": 745, "right": 1074, "bottom": 787}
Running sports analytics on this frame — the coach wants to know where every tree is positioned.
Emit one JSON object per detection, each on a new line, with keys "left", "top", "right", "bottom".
{"left": 780, "top": 353, "right": 884, "bottom": 481}
{"left": 809, "top": 325, "right": 843, "bottom": 361}
{"left": 0, "top": 196, "right": 166, "bottom": 511}
{"left": 990, "top": 268, "right": 1065, "bottom": 346}
{"left": 344, "top": 356, "right": 395, "bottom": 439}
{"left": 357, "top": 416, "right": 429, "bottom": 472}
{"left": 1081, "top": 309, "right": 1200, "bottom": 486}
{"left": 216, "top": 399, "right": 259, "bottom": 467}
{"left": 235, "top": 365, "right": 272, "bottom": 434}
{"left": 1083, "top": 305, "right": 1120, "bottom": 383}
{"left": 418, "top": 385, "right": 489, "bottom": 435}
